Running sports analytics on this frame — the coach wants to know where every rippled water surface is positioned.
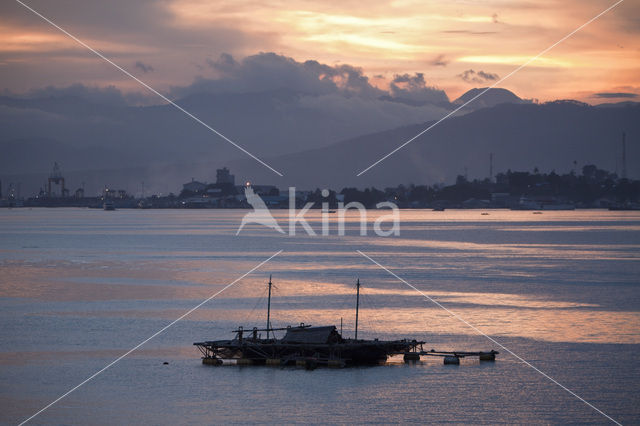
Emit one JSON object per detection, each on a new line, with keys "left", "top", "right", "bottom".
{"left": 1, "top": 208, "right": 639, "bottom": 424}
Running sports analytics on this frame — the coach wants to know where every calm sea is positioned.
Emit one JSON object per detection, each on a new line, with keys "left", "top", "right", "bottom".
{"left": 1, "top": 208, "right": 639, "bottom": 424}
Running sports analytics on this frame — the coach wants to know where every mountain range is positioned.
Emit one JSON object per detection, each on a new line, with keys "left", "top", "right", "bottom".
{"left": 1, "top": 87, "right": 638, "bottom": 196}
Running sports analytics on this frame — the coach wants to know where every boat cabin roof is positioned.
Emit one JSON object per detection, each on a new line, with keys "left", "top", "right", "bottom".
{"left": 281, "top": 326, "right": 343, "bottom": 344}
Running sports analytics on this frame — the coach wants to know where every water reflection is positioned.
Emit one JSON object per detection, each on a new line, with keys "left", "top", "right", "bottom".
{"left": 1, "top": 209, "right": 640, "bottom": 424}
{"left": 1, "top": 209, "right": 639, "bottom": 346}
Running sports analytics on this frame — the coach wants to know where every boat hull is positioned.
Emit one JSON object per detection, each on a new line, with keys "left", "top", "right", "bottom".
{"left": 194, "top": 338, "right": 421, "bottom": 366}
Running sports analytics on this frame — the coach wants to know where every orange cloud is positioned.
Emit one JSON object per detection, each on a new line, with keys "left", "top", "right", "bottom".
{"left": 0, "top": 0, "right": 638, "bottom": 102}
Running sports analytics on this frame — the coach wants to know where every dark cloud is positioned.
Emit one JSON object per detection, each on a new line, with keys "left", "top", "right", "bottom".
{"left": 592, "top": 92, "right": 638, "bottom": 99}
{"left": 391, "top": 73, "right": 425, "bottom": 85}
{"left": 163, "top": 53, "right": 452, "bottom": 151}
{"left": 26, "top": 84, "right": 128, "bottom": 106}
{"left": 3, "top": 0, "right": 172, "bottom": 38}
{"left": 3, "top": 52, "right": 453, "bottom": 152}
{"left": 13, "top": 52, "right": 450, "bottom": 112}
{"left": 207, "top": 53, "right": 238, "bottom": 74}
{"left": 0, "top": 1, "right": 267, "bottom": 91}
{"left": 173, "top": 53, "right": 451, "bottom": 107}
{"left": 389, "top": 73, "right": 449, "bottom": 105}
{"left": 177, "top": 52, "right": 387, "bottom": 99}
{"left": 429, "top": 54, "right": 449, "bottom": 67}
{"left": 458, "top": 69, "right": 499, "bottom": 84}
{"left": 477, "top": 70, "right": 498, "bottom": 81}
{"left": 20, "top": 83, "right": 155, "bottom": 106}
{"left": 134, "top": 61, "right": 154, "bottom": 73}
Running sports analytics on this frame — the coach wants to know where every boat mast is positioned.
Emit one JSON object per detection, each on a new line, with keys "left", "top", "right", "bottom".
{"left": 355, "top": 278, "right": 360, "bottom": 340}
{"left": 266, "top": 275, "right": 272, "bottom": 339}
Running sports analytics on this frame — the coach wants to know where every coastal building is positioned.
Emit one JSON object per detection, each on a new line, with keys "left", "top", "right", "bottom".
{"left": 248, "top": 185, "right": 279, "bottom": 196}
{"left": 182, "top": 178, "right": 207, "bottom": 193}
{"left": 216, "top": 167, "right": 235, "bottom": 185}
{"left": 103, "top": 188, "right": 130, "bottom": 199}
{"left": 47, "top": 162, "right": 68, "bottom": 197}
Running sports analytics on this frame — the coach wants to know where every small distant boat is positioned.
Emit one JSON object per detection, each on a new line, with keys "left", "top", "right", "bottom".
{"left": 481, "top": 212, "right": 489, "bottom": 215}
{"left": 512, "top": 196, "right": 574, "bottom": 211}
{"left": 103, "top": 200, "right": 115, "bottom": 211}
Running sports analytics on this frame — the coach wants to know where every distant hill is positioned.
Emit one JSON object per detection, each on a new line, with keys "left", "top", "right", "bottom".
{"left": 225, "top": 100, "right": 640, "bottom": 190}
{"left": 452, "top": 88, "right": 529, "bottom": 109}
{"left": 0, "top": 87, "right": 450, "bottom": 167}
{"left": 595, "top": 101, "right": 640, "bottom": 108}
{"left": 2, "top": 92, "right": 638, "bottom": 195}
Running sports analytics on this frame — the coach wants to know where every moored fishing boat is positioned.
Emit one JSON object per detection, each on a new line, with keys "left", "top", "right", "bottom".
{"left": 194, "top": 277, "right": 498, "bottom": 368}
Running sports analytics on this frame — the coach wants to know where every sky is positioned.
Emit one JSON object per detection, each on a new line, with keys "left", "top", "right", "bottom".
{"left": 1, "top": 0, "right": 639, "bottom": 104}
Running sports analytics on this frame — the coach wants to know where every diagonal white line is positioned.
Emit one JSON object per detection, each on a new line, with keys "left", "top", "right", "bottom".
{"left": 19, "top": 250, "right": 284, "bottom": 425}
{"left": 14, "top": 0, "right": 284, "bottom": 177}
{"left": 356, "top": 0, "right": 624, "bottom": 176}
{"left": 356, "top": 250, "right": 621, "bottom": 425}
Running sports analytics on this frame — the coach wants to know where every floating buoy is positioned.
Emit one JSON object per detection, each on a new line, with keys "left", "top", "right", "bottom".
{"left": 403, "top": 352, "right": 420, "bottom": 362}
{"left": 163, "top": 361, "right": 169, "bottom": 365}
{"left": 266, "top": 358, "right": 281, "bottom": 366}
{"left": 479, "top": 352, "right": 496, "bottom": 361}
{"left": 236, "top": 358, "right": 254, "bottom": 365}
{"left": 444, "top": 356, "right": 460, "bottom": 365}
{"left": 202, "top": 357, "right": 222, "bottom": 366}
{"left": 327, "top": 359, "right": 346, "bottom": 368}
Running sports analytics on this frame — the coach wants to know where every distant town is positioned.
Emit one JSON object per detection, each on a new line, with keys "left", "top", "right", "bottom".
{"left": 1, "top": 163, "right": 639, "bottom": 210}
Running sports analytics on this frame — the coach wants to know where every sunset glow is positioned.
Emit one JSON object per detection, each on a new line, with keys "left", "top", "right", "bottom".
{"left": 0, "top": 0, "right": 637, "bottom": 102}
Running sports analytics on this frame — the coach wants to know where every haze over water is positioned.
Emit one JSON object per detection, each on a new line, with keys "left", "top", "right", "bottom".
{"left": 1, "top": 208, "right": 639, "bottom": 424}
